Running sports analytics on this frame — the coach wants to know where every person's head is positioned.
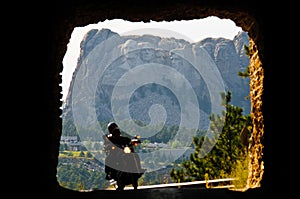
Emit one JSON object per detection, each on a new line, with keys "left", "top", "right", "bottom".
{"left": 140, "top": 48, "right": 154, "bottom": 62}
{"left": 121, "top": 39, "right": 138, "bottom": 59}
{"left": 107, "top": 122, "right": 121, "bottom": 137}
{"left": 170, "top": 52, "right": 183, "bottom": 67}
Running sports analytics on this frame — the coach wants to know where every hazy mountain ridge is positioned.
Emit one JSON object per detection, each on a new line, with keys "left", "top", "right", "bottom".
{"left": 62, "top": 28, "right": 250, "bottom": 134}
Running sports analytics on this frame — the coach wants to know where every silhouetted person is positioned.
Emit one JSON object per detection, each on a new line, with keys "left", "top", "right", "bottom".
{"left": 103, "top": 122, "right": 144, "bottom": 181}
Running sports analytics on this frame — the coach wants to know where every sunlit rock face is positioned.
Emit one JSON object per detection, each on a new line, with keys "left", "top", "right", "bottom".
{"left": 62, "top": 28, "right": 250, "bottom": 137}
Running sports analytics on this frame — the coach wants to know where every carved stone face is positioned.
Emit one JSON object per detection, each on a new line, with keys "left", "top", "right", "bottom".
{"left": 140, "top": 48, "right": 155, "bottom": 62}
{"left": 170, "top": 53, "right": 183, "bottom": 67}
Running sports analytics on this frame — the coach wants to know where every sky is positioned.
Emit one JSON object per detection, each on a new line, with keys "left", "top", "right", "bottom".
{"left": 61, "top": 16, "right": 243, "bottom": 101}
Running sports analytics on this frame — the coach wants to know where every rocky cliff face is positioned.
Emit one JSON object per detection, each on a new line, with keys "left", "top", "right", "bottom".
{"left": 62, "top": 29, "right": 250, "bottom": 137}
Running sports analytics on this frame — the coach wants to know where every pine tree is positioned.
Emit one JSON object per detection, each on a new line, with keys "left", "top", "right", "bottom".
{"left": 170, "top": 91, "right": 251, "bottom": 182}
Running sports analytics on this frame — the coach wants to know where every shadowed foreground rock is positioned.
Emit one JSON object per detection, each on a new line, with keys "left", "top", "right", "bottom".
{"left": 50, "top": 187, "right": 271, "bottom": 199}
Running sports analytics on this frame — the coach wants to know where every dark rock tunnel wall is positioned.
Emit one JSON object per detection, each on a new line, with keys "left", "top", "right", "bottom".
{"left": 35, "top": 0, "right": 291, "bottom": 198}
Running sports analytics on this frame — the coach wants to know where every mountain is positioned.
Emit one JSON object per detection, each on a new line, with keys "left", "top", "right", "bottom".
{"left": 62, "top": 28, "right": 250, "bottom": 139}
